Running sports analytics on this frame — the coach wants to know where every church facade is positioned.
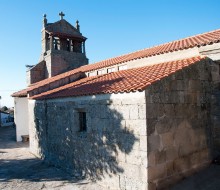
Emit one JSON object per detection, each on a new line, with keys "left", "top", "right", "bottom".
{"left": 12, "top": 13, "right": 220, "bottom": 190}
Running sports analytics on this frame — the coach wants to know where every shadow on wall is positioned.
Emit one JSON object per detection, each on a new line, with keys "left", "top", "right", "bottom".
{"left": 33, "top": 95, "right": 138, "bottom": 181}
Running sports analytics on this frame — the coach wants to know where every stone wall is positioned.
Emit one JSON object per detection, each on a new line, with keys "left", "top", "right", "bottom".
{"left": 26, "top": 61, "right": 46, "bottom": 86}
{"left": 210, "top": 60, "right": 220, "bottom": 157}
{"left": 27, "top": 48, "right": 88, "bottom": 86}
{"left": 29, "top": 93, "right": 148, "bottom": 190}
{"left": 145, "top": 58, "right": 213, "bottom": 189}
{"left": 49, "top": 50, "right": 88, "bottom": 77}
{"left": 28, "top": 58, "right": 220, "bottom": 189}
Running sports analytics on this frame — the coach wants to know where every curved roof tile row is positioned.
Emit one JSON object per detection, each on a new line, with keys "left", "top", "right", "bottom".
{"left": 12, "top": 28, "right": 220, "bottom": 97}
{"left": 31, "top": 56, "right": 205, "bottom": 100}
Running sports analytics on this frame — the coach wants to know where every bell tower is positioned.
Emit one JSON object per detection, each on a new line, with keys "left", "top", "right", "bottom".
{"left": 27, "top": 12, "right": 88, "bottom": 85}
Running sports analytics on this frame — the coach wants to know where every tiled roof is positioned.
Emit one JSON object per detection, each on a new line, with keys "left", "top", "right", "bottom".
{"left": 12, "top": 28, "right": 220, "bottom": 97}
{"left": 83, "top": 28, "right": 220, "bottom": 72}
{"left": 11, "top": 89, "right": 29, "bottom": 97}
{"left": 46, "top": 31, "right": 87, "bottom": 40}
{"left": 31, "top": 56, "right": 205, "bottom": 100}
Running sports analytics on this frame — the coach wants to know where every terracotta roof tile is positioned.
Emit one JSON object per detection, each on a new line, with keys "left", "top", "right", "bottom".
{"left": 71, "top": 28, "right": 220, "bottom": 73}
{"left": 12, "top": 28, "right": 220, "bottom": 97}
{"left": 46, "top": 31, "right": 87, "bottom": 41}
{"left": 11, "top": 89, "right": 28, "bottom": 97}
{"left": 31, "top": 56, "right": 205, "bottom": 100}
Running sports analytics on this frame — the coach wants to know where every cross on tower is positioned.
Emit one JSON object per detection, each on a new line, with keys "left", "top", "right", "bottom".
{"left": 59, "top": 11, "right": 65, "bottom": 20}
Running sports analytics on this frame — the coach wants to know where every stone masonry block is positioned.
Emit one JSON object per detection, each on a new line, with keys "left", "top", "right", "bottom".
{"left": 147, "top": 118, "right": 157, "bottom": 136}
{"left": 99, "top": 105, "right": 109, "bottom": 119}
{"left": 148, "top": 151, "right": 156, "bottom": 167}
{"left": 148, "top": 135, "right": 161, "bottom": 152}
{"left": 190, "top": 151, "right": 201, "bottom": 166}
{"left": 146, "top": 103, "right": 164, "bottom": 118}
{"left": 148, "top": 182, "right": 157, "bottom": 190}
{"left": 155, "top": 116, "right": 173, "bottom": 134}
{"left": 188, "top": 80, "right": 201, "bottom": 92}
{"left": 179, "top": 91, "right": 185, "bottom": 104}
{"left": 149, "top": 93, "right": 161, "bottom": 103}
{"left": 126, "top": 149, "right": 142, "bottom": 165}
{"left": 166, "top": 161, "right": 175, "bottom": 177}
{"left": 155, "top": 150, "right": 166, "bottom": 165}
{"left": 140, "top": 135, "right": 147, "bottom": 151}
{"left": 140, "top": 150, "right": 148, "bottom": 167}
{"left": 148, "top": 164, "right": 166, "bottom": 181}
{"left": 166, "top": 147, "right": 178, "bottom": 161}
{"left": 126, "top": 119, "right": 146, "bottom": 136}
{"left": 174, "top": 157, "right": 190, "bottom": 173}
{"left": 139, "top": 166, "right": 148, "bottom": 182}
{"left": 199, "top": 148, "right": 210, "bottom": 163}
{"left": 119, "top": 162, "right": 141, "bottom": 180}
{"left": 185, "top": 92, "right": 197, "bottom": 104}
{"left": 160, "top": 132, "right": 174, "bottom": 148}
{"left": 164, "top": 104, "right": 175, "bottom": 118}
{"left": 129, "top": 105, "right": 139, "bottom": 120}
{"left": 138, "top": 104, "right": 147, "bottom": 119}
{"left": 176, "top": 80, "right": 185, "bottom": 91}
{"left": 99, "top": 173, "right": 120, "bottom": 190}
{"left": 116, "top": 147, "right": 126, "bottom": 163}
{"left": 122, "top": 98, "right": 145, "bottom": 105}
{"left": 119, "top": 175, "right": 147, "bottom": 190}
{"left": 178, "top": 144, "right": 195, "bottom": 157}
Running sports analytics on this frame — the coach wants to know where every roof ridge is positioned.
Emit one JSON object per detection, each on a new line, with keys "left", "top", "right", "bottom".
{"left": 12, "top": 26, "right": 220, "bottom": 97}
{"left": 31, "top": 55, "right": 206, "bottom": 100}
{"left": 92, "top": 28, "right": 220, "bottom": 65}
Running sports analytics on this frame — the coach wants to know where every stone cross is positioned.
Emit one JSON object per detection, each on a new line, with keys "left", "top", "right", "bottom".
{"left": 43, "top": 14, "right": 47, "bottom": 27}
{"left": 76, "top": 20, "right": 80, "bottom": 31}
{"left": 59, "top": 11, "right": 65, "bottom": 20}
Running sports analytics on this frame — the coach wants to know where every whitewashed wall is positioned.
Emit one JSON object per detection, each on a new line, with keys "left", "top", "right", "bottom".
{"left": 14, "top": 97, "right": 29, "bottom": 141}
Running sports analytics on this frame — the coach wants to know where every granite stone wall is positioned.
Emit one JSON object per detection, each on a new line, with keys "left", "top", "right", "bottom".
{"left": 28, "top": 58, "right": 220, "bottom": 190}
{"left": 145, "top": 58, "right": 213, "bottom": 189}
{"left": 26, "top": 61, "right": 46, "bottom": 86}
{"left": 210, "top": 60, "right": 220, "bottom": 157}
{"left": 29, "top": 93, "right": 148, "bottom": 190}
{"left": 27, "top": 49, "right": 88, "bottom": 85}
{"left": 49, "top": 50, "right": 88, "bottom": 77}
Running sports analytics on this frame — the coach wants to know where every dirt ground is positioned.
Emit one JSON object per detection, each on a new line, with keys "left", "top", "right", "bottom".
{"left": 0, "top": 126, "right": 102, "bottom": 190}
{"left": 1, "top": 126, "right": 220, "bottom": 190}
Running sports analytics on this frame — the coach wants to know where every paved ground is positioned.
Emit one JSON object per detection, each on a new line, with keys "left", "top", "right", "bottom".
{"left": 0, "top": 126, "right": 102, "bottom": 190}
{"left": 1, "top": 126, "right": 220, "bottom": 190}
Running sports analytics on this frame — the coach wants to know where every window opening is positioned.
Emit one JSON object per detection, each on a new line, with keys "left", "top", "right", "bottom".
{"left": 79, "top": 112, "right": 87, "bottom": 132}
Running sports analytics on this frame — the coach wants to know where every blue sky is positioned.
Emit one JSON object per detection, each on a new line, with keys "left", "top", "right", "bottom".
{"left": 0, "top": 0, "right": 219, "bottom": 107}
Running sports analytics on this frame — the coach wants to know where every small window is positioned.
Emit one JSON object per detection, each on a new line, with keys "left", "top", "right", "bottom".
{"left": 118, "top": 65, "right": 127, "bottom": 71}
{"left": 107, "top": 67, "right": 116, "bottom": 73}
{"left": 89, "top": 71, "right": 96, "bottom": 76}
{"left": 97, "top": 69, "right": 104, "bottom": 75}
{"left": 79, "top": 112, "right": 87, "bottom": 132}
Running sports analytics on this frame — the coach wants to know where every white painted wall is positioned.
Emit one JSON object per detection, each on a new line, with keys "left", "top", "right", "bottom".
{"left": 199, "top": 43, "right": 220, "bottom": 61}
{"left": 127, "top": 47, "right": 200, "bottom": 69}
{"left": 86, "top": 47, "right": 200, "bottom": 77}
{"left": 14, "top": 97, "right": 29, "bottom": 142}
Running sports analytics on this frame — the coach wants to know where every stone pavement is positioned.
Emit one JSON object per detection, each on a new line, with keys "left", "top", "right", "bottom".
{"left": 1, "top": 126, "right": 220, "bottom": 190}
{"left": 0, "top": 126, "right": 102, "bottom": 190}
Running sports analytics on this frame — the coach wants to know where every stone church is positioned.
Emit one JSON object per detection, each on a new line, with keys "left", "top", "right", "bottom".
{"left": 12, "top": 13, "right": 220, "bottom": 190}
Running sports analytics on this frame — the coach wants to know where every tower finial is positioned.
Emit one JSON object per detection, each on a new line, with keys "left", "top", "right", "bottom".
{"left": 59, "top": 11, "right": 65, "bottom": 20}
{"left": 76, "top": 20, "right": 80, "bottom": 32}
{"left": 43, "top": 14, "right": 47, "bottom": 27}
